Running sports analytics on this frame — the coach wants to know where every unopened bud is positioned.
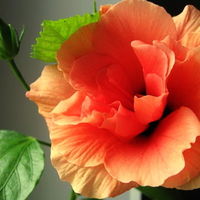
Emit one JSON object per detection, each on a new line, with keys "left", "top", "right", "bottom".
{"left": 0, "top": 18, "right": 25, "bottom": 60}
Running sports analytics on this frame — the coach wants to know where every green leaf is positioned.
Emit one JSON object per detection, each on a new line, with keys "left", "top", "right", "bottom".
{"left": 136, "top": 186, "right": 182, "bottom": 200}
{"left": 0, "top": 130, "right": 44, "bottom": 200}
{"left": 31, "top": 12, "right": 100, "bottom": 62}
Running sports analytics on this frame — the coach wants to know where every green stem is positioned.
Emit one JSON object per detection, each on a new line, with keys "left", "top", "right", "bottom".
{"left": 8, "top": 59, "right": 30, "bottom": 91}
{"left": 69, "top": 189, "right": 78, "bottom": 200}
{"left": 93, "top": 1, "right": 97, "bottom": 13}
{"left": 37, "top": 140, "right": 51, "bottom": 147}
{"left": 7, "top": 60, "right": 50, "bottom": 147}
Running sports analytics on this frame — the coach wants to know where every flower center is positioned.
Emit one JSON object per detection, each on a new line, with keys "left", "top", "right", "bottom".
{"left": 138, "top": 105, "right": 171, "bottom": 138}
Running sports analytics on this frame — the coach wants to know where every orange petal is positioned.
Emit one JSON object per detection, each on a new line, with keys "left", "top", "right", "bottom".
{"left": 107, "top": 63, "right": 144, "bottom": 106}
{"left": 56, "top": 23, "right": 96, "bottom": 79}
{"left": 173, "top": 5, "right": 200, "bottom": 40}
{"left": 159, "top": 36, "right": 189, "bottom": 62}
{"left": 134, "top": 93, "right": 168, "bottom": 124}
{"left": 153, "top": 39, "right": 175, "bottom": 75}
{"left": 163, "top": 136, "right": 200, "bottom": 188}
{"left": 131, "top": 40, "right": 173, "bottom": 80}
{"left": 167, "top": 48, "right": 200, "bottom": 119}
{"left": 52, "top": 92, "right": 111, "bottom": 127}
{"left": 145, "top": 73, "right": 164, "bottom": 96}
{"left": 179, "top": 32, "right": 200, "bottom": 48}
{"left": 95, "top": 0, "right": 176, "bottom": 54}
{"left": 104, "top": 107, "right": 200, "bottom": 186}
{"left": 51, "top": 148, "right": 138, "bottom": 198}
{"left": 52, "top": 91, "right": 86, "bottom": 125}
{"left": 26, "top": 65, "right": 75, "bottom": 129}
{"left": 178, "top": 174, "right": 200, "bottom": 190}
{"left": 92, "top": 0, "right": 176, "bottom": 90}
{"left": 70, "top": 53, "right": 114, "bottom": 100}
{"left": 70, "top": 53, "right": 137, "bottom": 108}
{"left": 50, "top": 123, "right": 118, "bottom": 167}
{"left": 100, "top": 4, "right": 113, "bottom": 14}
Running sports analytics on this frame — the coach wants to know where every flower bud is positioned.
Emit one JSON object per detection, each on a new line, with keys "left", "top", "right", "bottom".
{"left": 0, "top": 18, "right": 24, "bottom": 60}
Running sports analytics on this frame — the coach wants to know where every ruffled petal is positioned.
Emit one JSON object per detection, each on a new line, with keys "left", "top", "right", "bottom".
{"left": 163, "top": 136, "right": 200, "bottom": 188}
{"left": 102, "top": 103, "right": 147, "bottom": 141}
{"left": 52, "top": 91, "right": 114, "bottom": 127}
{"left": 104, "top": 107, "right": 200, "bottom": 186}
{"left": 167, "top": 48, "right": 200, "bottom": 119}
{"left": 179, "top": 32, "right": 200, "bottom": 48}
{"left": 173, "top": 5, "right": 200, "bottom": 40}
{"left": 26, "top": 65, "right": 75, "bottom": 129}
{"left": 51, "top": 148, "right": 138, "bottom": 198}
{"left": 52, "top": 91, "right": 87, "bottom": 125}
{"left": 160, "top": 36, "right": 189, "bottom": 62}
{"left": 50, "top": 123, "right": 118, "bottom": 167}
{"left": 152, "top": 39, "right": 175, "bottom": 75}
{"left": 131, "top": 40, "right": 174, "bottom": 81}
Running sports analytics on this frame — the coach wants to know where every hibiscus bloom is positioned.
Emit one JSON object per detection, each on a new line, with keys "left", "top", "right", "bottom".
{"left": 26, "top": 0, "right": 200, "bottom": 198}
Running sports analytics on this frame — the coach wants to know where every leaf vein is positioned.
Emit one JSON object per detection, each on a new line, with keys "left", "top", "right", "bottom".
{"left": 0, "top": 141, "right": 32, "bottom": 192}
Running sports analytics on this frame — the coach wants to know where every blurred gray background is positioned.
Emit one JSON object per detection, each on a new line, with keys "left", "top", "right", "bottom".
{"left": 0, "top": 0, "right": 141, "bottom": 199}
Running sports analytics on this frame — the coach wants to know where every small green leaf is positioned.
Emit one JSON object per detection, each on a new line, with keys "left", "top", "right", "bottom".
{"left": 32, "top": 12, "right": 100, "bottom": 62}
{"left": 18, "top": 25, "right": 25, "bottom": 44}
{"left": 0, "top": 130, "right": 44, "bottom": 200}
{"left": 136, "top": 186, "right": 182, "bottom": 200}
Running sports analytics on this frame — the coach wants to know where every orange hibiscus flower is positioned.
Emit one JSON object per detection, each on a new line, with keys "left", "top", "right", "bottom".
{"left": 26, "top": 0, "right": 200, "bottom": 198}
